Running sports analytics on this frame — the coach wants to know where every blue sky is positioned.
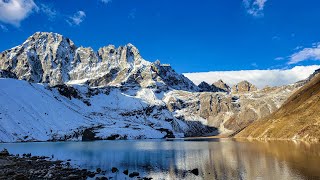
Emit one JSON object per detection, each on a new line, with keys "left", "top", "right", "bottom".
{"left": 1, "top": 0, "right": 320, "bottom": 73}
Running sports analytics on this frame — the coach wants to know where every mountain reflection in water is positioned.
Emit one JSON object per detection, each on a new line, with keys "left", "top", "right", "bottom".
{"left": 0, "top": 139, "right": 319, "bottom": 180}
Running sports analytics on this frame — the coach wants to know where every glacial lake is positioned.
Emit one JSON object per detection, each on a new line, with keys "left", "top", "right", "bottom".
{"left": 0, "top": 138, "right": 319, "bottom": 180}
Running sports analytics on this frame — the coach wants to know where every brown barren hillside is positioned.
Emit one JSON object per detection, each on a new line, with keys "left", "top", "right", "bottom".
{"left": 236, "top": 70, "right": 320, "bottom": 142}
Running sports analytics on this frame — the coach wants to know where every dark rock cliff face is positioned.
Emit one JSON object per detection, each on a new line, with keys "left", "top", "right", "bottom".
{"left": 0, "top": 70, "right": 17, "bottom": 79}
{"left": 198, "top": 81, "right": 214, "bottom": 92}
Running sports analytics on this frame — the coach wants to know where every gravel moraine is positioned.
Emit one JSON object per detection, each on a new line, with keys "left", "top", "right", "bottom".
{"left": 0, "top": 148, "right": 155, "bottom": 180}
{"left": 0, "top": 148, "right": 98, "bottom": 180}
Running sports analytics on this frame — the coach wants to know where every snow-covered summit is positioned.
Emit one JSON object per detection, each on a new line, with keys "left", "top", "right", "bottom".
{"left": 0, "top": 32, "right": 198, "bottom": 91}
{"left": 1, "top": 32, "right": 76, "bottom": 85}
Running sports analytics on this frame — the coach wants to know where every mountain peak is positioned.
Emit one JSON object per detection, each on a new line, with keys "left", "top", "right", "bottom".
{"left": 198, "top": 81, "right": 212, "bottom": 92}
{"left": 125, "top": 43, "right": 136, "bottom": 48}
{"left": 31, "top": 31, "right": 63, "bottom": 37}
{"left": 216, "top": 79, "right": 225, "bottom": 83}
{"left": 213, "top": 79, "right": 230, "bottom": 92}
{"left": 26, "top": 32, "right": 75, "bottom": 46}
{"left": 232, "top": 80, "right": 257, "bottom": 93}
{"left": 0, "top": 32, "right": 198, "bottom": 91}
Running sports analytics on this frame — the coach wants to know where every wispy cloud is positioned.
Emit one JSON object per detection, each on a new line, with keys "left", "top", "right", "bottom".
{"left": 243, "top": 0, "right": 267, "bottom": 17}
{"left": 39, "top": 3, "right": 58, "bottom": 21}
{"left": 251, "top": 62, "right": 258, "bottom": 67}
{"left": 0, "top": 0, "right": 38, "bottom": 26}
{"left": 184, "top": 65, "right": 320, "bottom": 88}
{"left": 275, "top": 57, "right": 284, "bottom": 61}
{"left": 100, "top": 0, "right": 112, "bottom": 4}
{"left": 128, "top": 8, "right": 136, "bottom": 19}
{"left": 0, "top": 24, "right": 8, "bottom": 32}
{"left": 294, "top": 46, "right": 303, "bottom": 50}
{"left": 67, "top": 11, "right": 86, "bottom": 26}
{"left": 272, "top": 35, "right": 280, "bottom": 41}
{"left": 289, "top": 43, "right": 320, "bottom": 64}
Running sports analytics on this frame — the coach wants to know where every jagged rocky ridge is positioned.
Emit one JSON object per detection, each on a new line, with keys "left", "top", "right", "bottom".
{"left": 197, "top": 79, "right": 257, "bottom": 94}
{"left": 0, "top": 32, "right": 198, "bottom": 91}
{"left": 198, "top": 80, "right": 229, "bottom": 93}
{"left": 0, "top": 32, "right": 305, "bottom": 142}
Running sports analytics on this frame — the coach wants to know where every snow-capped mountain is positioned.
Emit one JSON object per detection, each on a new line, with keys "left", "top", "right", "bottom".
{"left": 0, "top": 32, "right": 198, "bottom": 91}
{"left": 0, "top": 32, "right": 304, "bottom": 142}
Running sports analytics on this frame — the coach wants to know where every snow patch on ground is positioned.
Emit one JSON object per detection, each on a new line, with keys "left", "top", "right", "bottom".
{"left": 0, "top": 78, "right": 209, "bottom": 142}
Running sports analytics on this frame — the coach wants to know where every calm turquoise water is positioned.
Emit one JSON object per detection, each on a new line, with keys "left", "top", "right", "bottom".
{"left": 0, "top": 139, "right": 319, "bottom": 180}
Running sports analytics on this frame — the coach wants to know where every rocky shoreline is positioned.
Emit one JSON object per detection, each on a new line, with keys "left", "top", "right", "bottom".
{"left": 0, "top": 149, "right": 152, "bottom": 180}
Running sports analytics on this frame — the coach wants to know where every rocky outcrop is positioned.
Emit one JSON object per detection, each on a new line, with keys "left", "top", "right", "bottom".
{"left": 0, "top": 70, "right": 17, "bottom": 79}
{"left": 232, "top": 80, "right": 257, "bottom": 93}
{"left": 198, "top": 81, "right": 229, "bottom": 92}
{"left": 212, "top": 79, "right": 230, "bottom": 92}
{"left": 198, "top": 81, "right": 214, "bottom": 92}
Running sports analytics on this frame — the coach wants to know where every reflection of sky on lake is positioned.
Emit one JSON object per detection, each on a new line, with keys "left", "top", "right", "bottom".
{"left": 0, "top": 139, "right": 319, "bottom": 180}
